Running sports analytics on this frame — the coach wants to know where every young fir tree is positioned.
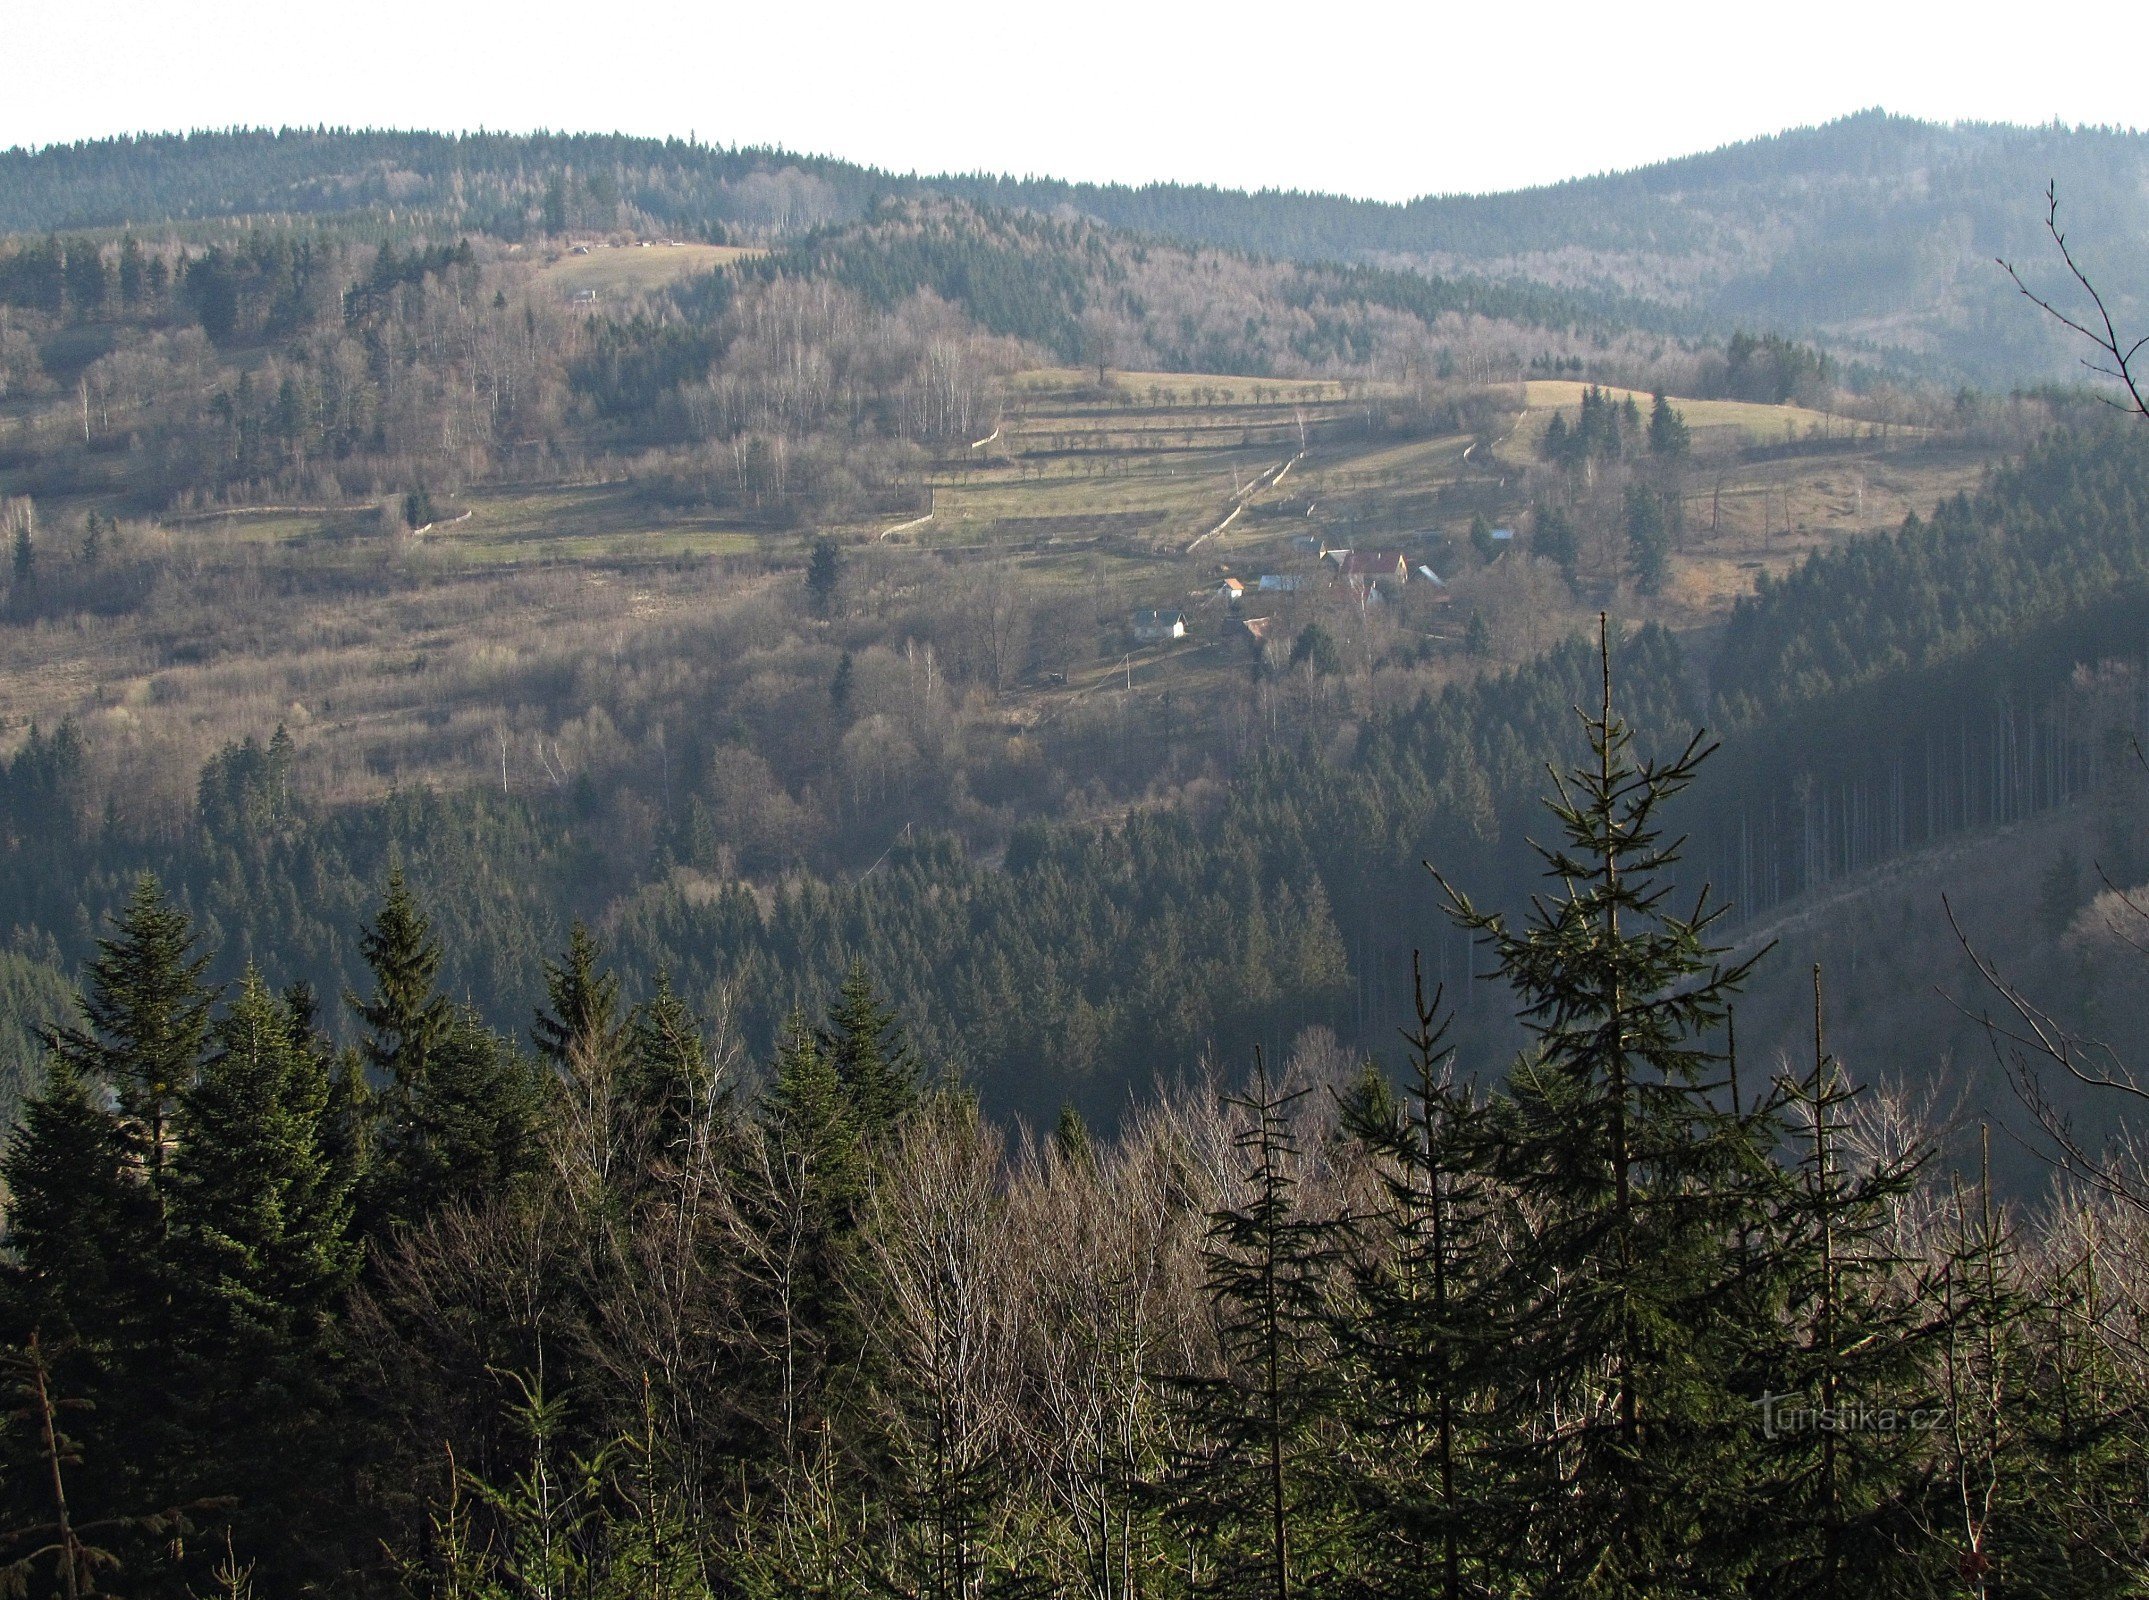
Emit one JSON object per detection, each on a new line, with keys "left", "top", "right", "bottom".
{"left": 0, "top": 1332, "right": 213, "bottom": 1600}
{"left": 346, "top": 868, "right": 452, "bottom": 1090}
{"left": 806, "top": 538, "right": 842, "bottom": 616}
{"left": 1993, "top": 1212, "right": 2149, "bottom": 1599}
{"left": 1438, "top": 618, "right": 1779, "bottom": 1598}
{"left": 1926, "top": 1152, "right": 2021, "bottom": 1598}
{"left": 44, "top": 874, "right": 217, "bottom": 1187}
{"left": 626, "top": 972, "right": 717, "bottom": 1142}
{"left": 1738, "top": 971, "right": 1941, "bottom": 1599}
{"left": 367, "top": 1005, "right": 545, "bottom": 1229}
{"left": 745, "top": 1016, "right": 867, "bottom": 1473}
{"left": 1468, "top": 513, "right": 1499, "bottom": 566}
{"left": 818, "top": 961, "right": 919, "bottom": 1140}
{"left": 350, "top": 857, "right": 541, "bottom": 1233}
{"left": 1624, "top": 486, "right": 1670, "bottom": 595}
{"left": 167, "top": 969, "right": 361, "bottom": 1585}
{"left": 0, "top": 1058, "right": 163, "bottom": 1529}
{"left": 1647, "top": 392, "right": 1691, "bottom": 458}
{"left": 1335, "top": 957, "right": 1501, "bottom": 1600}
{"left": 1532, "top": 505, "right": 1579, "bottom": 580}
{"left": 1161, "top": 1055, "right": 1347, "bottom": 1600}
{"left": 533, "top": 920, "right": 625, "bottom": 1071}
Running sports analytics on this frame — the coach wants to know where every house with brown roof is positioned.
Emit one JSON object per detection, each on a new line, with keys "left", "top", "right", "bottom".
{"left": 1338, "top": 549, "right": 1409, "bottom": 582}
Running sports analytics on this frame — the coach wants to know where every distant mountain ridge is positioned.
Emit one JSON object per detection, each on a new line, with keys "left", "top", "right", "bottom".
{"left": 3, "top": 112, "right": 2145, "bottom": 384}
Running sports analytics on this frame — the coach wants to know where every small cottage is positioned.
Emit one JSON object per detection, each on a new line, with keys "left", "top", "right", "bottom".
{"left": 1132, "top": 609, "right": 1188, "bottom": 642}
{"left": 1339, "top": 550, "right": 1409, "bottom": 582}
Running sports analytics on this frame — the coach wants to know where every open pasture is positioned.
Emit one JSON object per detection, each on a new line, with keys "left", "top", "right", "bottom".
{"left": 535, "top": 241, "right": 764, "bottom": 298}
{"left": 1506, "top": 379, "right": 1906, "bottom": 462}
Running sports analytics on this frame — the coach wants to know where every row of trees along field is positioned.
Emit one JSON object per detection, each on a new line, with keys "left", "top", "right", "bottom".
{"left": 5, "top": 650, "right": 2145, "bottom": 1599}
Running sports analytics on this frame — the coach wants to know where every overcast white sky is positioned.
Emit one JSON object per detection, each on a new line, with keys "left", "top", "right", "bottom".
{"left": 9, "top": 0, "right": 2147, "bottom": 201}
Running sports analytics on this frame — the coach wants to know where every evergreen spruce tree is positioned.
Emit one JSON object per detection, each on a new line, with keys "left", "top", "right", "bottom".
{"left": 351, "top": 877, "right": 547, "bottom": 1229}
{"left": 1738, "top": 972, "right": 1940, "bottom": 1598}
{"left": 0, "top": 1058, "right": 155, "bottom": 1357}
{"left": 1161, "top": 1055, "right": 1347, "bottom": 1600}
{"left": 744, "top": 1016, "right": 866, "bottom": 1472}
{"left": 1335, "top": 958, "right": 1501, "bottom": 1600}
{"left": 533, "top": 920, "right": 625, "bottom": 1071}
{"left": 1926, "top": 1155, "right": 2019, "bottom": 1597}
{"left": 368, "top": 1006, "right": 545, "bottom": 1229}
{"left": 1539, "top": 411, "right": 1573, "bottom": 465}
{"left": 1625, "top": 487, "right": 1670, "bottom": 595}
{"left": 626, "top": 972, "right": 716, "bottom": 1140}
{"left": 0, "top": 1058, "right": 161, "bottom": 1527}
{"left": 1439, "top": 619, "right": 1777, "bottom": 1598}
{"left": 806, "top": 539, "right": 842, "bottom": 616}
{"left": 1532, "top": 505, "right": 1580, "bottom": 580}
{"left": 1993, "top": 1212, "right": 2149, "bottom": 1599}
{"left": 1647, "top": 393, "right": 1691, "bottom": 458}
{"left": 1464, "top": 610, "right": 1491, "bottom": 657}
{"left": 167, "top": 969, "right": 360, "bottom": 1585}
{"left": 45, "top": 874, "right": 216, "bottom": 1187}
{"left": 818, "top": 961, "right": 918, "bottom": 1139}
{"left": 1049, "top": 1102, "right": 1093, "bottom": 1165}
{"left": 346, "top": 868, "right": 452, "bottom": 1088}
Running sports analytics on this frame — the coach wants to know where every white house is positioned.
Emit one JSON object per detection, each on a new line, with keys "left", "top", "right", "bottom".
{"left": 1132, "top": 609, "right": 1188, "bottom": 642}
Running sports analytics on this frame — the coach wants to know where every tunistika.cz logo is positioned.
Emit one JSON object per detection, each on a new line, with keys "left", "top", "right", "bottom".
{"left": 1752, "top": 1392, "right": 1947, "bottom": 1440}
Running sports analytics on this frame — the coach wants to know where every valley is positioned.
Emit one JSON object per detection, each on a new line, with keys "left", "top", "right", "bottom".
{"left": 2, "top": 104, "right": 2149, "bottom": 1600}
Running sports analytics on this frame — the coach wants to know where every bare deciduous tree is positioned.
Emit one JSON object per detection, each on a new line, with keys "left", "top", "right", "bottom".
{"left": 2000, "top": 183, "right": 2149, "bottom": 419}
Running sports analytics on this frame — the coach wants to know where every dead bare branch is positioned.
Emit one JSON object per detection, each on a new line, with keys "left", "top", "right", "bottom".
{"left": 1998, "top": 182, "right": 2149, "bottom": 419}
{"left": 1941, "top": 893, "right": 2149, "bottom": 1216}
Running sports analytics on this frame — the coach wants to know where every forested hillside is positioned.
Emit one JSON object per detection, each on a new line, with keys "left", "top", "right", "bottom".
{"left": 2, "top": 420, "right": 2147, "bottom": 1131}
{"left": 4, "top": 640, "right": 2146, "bottom": 1598}
{"left": 5, "top": 113, "right": 2145, "bottom": 382}
{"left": 10, "top": 73, "right": 2149, "bottom": 1598}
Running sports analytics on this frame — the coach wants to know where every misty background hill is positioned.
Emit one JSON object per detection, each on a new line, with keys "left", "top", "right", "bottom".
{"left": 4, "top": 111, "right": 2145, "bottom": 384}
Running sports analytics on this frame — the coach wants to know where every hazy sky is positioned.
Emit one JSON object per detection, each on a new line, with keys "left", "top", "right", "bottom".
{"left": 10, "top": 0, "right": 2147, "bottom": 200}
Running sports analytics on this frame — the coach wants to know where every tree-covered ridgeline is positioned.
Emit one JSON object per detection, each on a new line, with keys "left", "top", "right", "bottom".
{"left": 2, "top": 639, "right": 2142, "bottom": 1597}
{"left": 2, "top": 114, "right": 2145, "bottom": 383}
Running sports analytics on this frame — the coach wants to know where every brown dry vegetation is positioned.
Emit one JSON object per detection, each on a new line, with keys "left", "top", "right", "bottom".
{"left": 0, "top": 369, "right": 2021, "bottom": 877}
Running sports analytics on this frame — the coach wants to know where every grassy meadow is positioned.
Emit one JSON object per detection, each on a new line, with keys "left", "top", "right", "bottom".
{"left": 534, "top": 240, "right": 765, "bottom": 296}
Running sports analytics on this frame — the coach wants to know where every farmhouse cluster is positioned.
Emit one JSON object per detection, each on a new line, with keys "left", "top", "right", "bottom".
{"left": 1127, "top": 533, "right": 1455, "bottom": 650}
